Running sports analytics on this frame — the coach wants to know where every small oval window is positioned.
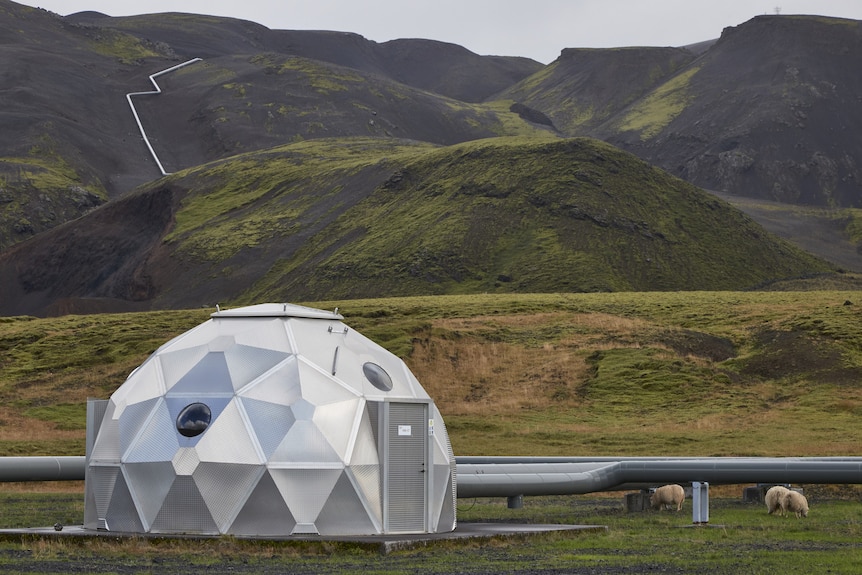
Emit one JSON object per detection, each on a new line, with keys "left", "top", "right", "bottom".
{"left": 176, "top": 403, "right": 212, "bottom": 437}
{"left": 363, "top": 362, "right": 393, "bottom": 392}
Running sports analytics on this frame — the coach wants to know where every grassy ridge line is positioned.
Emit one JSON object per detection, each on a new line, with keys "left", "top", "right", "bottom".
{"left": 1, "top": 291, "right": 861, "bottom": 457}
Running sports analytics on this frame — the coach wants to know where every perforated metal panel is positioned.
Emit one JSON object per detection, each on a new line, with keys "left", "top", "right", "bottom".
{"left": 103, "top": 471, "right": 144, "bottom": 533}
{"left": 124, "top": 461, "right": 176, "bottom": 530}
{"left": 316, "top": 471, "right": 381, "bottom": 535}
{"left": 151, "top": 476, "right": 218, "bottom": 534}
{"left": 194, "top": 462, "right": 264, "bottom": 531}
{"left": 228, "top": 471, "right": 296, "bottom": 536}
{"left": 86, "top": 399, "right": 109, "bottom": 459}
{"left": 385, "top": 402, "right": 428, "bottom": 533}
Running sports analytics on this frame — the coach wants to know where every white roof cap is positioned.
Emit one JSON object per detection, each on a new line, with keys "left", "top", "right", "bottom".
{"left": 211, "top": 303, "right": 344, "bottom": 320}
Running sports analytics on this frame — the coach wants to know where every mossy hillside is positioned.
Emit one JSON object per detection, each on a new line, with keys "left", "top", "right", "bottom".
{"left": 163, "top": 138, "right": 438, "bottom": 261}
{"left": 616, "top": 66, "right": 701, "bottom": 140}
{"left": 2, "top": 291, "right": 862, "bottom": 459}
{"left": 233, "top": 137, "right": 831, "bottom": 304}
{"left": 81, "top": 27, "right": 161, "bottom": 63}
{"left": 498, "top": 47, "right": 696, "bottom": 135}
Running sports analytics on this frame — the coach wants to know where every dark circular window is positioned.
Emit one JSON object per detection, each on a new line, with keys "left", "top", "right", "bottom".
{"left": 362, "top": 362, "right": 393, "bottom": 392}
{"left": 176, "top": 403, "right": 212, "bottom": 437}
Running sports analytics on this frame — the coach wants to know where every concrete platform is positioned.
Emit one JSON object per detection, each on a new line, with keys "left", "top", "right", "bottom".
{"left": 0, "top": 523, "right": 607, "bottom": 554}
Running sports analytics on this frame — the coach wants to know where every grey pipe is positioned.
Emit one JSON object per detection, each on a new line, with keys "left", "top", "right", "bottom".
{"left": 2, "top": 456, "right": 861, "bottom": 497}
{"left": 0, "top": 457, "right": 86, "bottom": 482}
{"left": 455, "top": 457, "right": 862, "bottom": 498}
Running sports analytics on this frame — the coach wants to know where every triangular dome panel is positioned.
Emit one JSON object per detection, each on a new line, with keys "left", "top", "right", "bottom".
{"left": 270, "top": 420, "right": 341, "bottom": 464}
{"left": 224, "top": 344, "right": 292, "bottom": 392}
{"left": 90, "top": 411, "right": 122, "bottom": 463}
{"left": 193, "top": 462, "right": 264, "bottom": 532}
{"left": 194, "top": 400, "right": 262, "bottom": 465}
{"left": 296, "top": 359, "right": 361, "bottom": 406}
{"left": 284, "top": 317, "right": 339, "bottom": 370}
{"left": 313, "top": 398, "right": 361, "bottom": 461}
{"left": 228, "top": 471, "right": 297, "bottom": 536}
{"left": 270, "top": 468, "right": 342, "bottom": 525}
{"left": 151, "top": 476, "right": 218, "bottom": 534}
{"left": 348, "top": 407, "right": 379, "bottom": 466}
{"left": 238, "top": 355, "right": 301, "bottom": 406}
{"left": 347, "top": 464, "right": 381, "bottom": 524}
{"left": 124, "top": 399, "right": 179, "bottom": 463}
{"left": 86, "top": 464, "right": 121, "bottom": 520}
{"left": 239, "top": 397, "right": 296, "bottom": 460}
{"left": 118, "top": 398, "right": 159, "bottom": 458}
{"left": 104, "top": 471, "right": 144, "bottom": 533}
{"left": 112, "top": 359, "right": 165, "bottom": 409}
{"left": 316, "top": 471, "right": 380, "bottom": 535}
{"left": 433, "top": 474, "right": 457, "bottom": 532}
{"left": 124, "top": 461, "right": 177, "bottom": 531}
{"left": 158, "top": 345, "right": 209, "bottom": 390}
{"left": 166, "top": 352, "right": 234, "bottom": 395}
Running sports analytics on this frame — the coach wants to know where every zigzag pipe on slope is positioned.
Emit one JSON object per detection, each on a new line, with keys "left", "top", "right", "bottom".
{"left": 126, "top": 58, "right": 202, "bottom": 176}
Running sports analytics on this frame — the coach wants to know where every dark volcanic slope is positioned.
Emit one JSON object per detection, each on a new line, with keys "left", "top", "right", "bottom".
{"left": 0, "top": 1, "right": 175, "bottom": 247}
{"left": 594, "top": 15, "right": 862, "bottom": 207}
{"left": 69, "top": 12, "right": 544, "bottom": 103}
{"left": 499, "top": 14, "right": 862, "bottom": 207}
{"left": 129, "top": 54, "right": 526, "bottom": 173}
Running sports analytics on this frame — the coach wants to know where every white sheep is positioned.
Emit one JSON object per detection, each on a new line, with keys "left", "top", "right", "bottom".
{"left": 650, "top": 484, "right": 685, "bottom": 511}
{"left": 765, "top": 485, "right": 790, "bottom": 515}
{"left": 780, "top": 489, "right": 809, "bottom": 518}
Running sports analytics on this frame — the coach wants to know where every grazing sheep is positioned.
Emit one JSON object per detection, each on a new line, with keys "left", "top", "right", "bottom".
{"left": 765, "top": 485, "right": 790, "bottom": 515}
{"left": 780, "top": 490, "right": 809, "bottom": 518}
{"left": 650, "top": 484, "right": 685, "bottom": 511}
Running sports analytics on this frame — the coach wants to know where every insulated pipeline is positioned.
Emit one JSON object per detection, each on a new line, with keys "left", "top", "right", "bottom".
{"left": 454, "top": 457, "right": 862, "bottom": 498}
{"left": 0, "top": 456, "right": 86, "bottom": 482}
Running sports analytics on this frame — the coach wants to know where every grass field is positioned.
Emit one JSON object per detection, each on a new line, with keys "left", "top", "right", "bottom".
{"left": 0, "top": 488, "right": 860, "bottom": 573}
{"left": 1, "top": 291, "right": 861, "bottom": 572}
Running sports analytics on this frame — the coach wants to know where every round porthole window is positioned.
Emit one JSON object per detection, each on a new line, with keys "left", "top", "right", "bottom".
{"left": 362, "top": 362, "right": 393, "bottom": 392}
{"left": 176, "top": 402, "right": 212, "bottom": 437}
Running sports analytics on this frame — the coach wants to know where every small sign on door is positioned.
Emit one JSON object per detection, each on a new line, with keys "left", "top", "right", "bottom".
{"left": 397, "top": 424, "right": 412, "bottom": 436}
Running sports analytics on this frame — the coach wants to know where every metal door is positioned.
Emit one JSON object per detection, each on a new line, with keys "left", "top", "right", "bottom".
{"left": 385, "top": 402, "right": 428, "bottom": 533}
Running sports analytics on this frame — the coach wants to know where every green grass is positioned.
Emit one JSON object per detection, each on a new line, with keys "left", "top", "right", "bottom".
{"left": 0, "top": 492, "right": 859, "bottom": 573}
{"left": 2, "top": 291, "right": 862, "bottom": 457}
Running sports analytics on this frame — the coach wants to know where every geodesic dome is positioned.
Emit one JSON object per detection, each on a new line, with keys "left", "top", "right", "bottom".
{"left": 84, "top": 303, "right": 456, "bottom": 536}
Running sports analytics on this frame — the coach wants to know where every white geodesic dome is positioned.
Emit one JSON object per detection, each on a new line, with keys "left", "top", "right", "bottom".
{"left": 84, "top": 303, "right": 456, "bottom": 536}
